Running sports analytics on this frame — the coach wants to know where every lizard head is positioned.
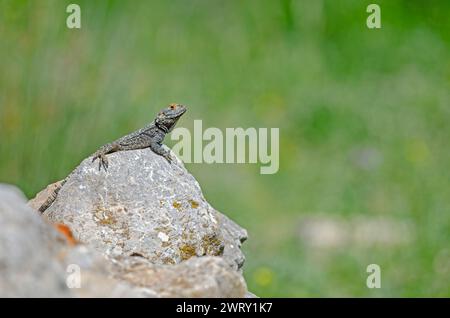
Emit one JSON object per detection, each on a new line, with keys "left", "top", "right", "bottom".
{"left": 155, "top": 103, "right": 187, "bottom": 132}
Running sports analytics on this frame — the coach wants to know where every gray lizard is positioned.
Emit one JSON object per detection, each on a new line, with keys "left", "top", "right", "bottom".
{"left": 38, "top": 103, "right": 187, "bottom": 213}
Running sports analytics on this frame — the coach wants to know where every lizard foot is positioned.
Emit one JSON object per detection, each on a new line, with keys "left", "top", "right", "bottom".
{"left": 92, "top": 153, "right": 109, "bottom": 172}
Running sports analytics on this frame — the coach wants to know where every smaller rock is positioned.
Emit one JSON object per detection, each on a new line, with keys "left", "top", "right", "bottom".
{"left": 61, "top": 245, "right": 157, "bottom": 298}
{"left": 0, "top": 184, "right": 70, "bottom": 297}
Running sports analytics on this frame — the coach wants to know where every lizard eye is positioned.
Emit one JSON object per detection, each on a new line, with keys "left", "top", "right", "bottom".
{"left": 169, "top": 104, "right": 175, "bottom": 110}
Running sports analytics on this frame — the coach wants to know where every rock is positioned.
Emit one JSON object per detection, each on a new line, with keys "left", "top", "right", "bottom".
{"left": 0, "top": 184, "right": 71, "bottom": 297}
{"left": 62, "top": 246, "right": 247, "bottom": 298}
{"left": 20, "top": 146, "right": 253, "bottom": 297}
{"left": 245, "top": 291, "right": 258, "bottom": 298}
{"left": 113, "top": 256, "right": 247, "bottom": 298}
{"left": 61, "top": 245, "right": 158, "bottom": 298}
{"left": 40, "top": 148, "right": 247, "bottom": 270}
{"left": 2, "top": 184, "right": 250, "bottom": 297}
{"left": 0, "top": 184, "right": 151, "bottom": 297}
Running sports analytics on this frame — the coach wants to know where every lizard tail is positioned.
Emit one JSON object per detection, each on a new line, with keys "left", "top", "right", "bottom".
{"left": 38, "top": 179, "right": 68, "bottom": 213}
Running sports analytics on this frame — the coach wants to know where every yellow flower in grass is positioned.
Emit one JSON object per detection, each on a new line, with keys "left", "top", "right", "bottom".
{"left": 405, "top": 138, "right": 429, "bottom": 165}
{"left": 253, "top": 267, "right": 274, "bottom": 287}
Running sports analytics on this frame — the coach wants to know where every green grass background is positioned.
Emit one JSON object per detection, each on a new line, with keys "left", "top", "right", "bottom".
{"left": 1, "top": 0, "right": 449, "bottom": 296}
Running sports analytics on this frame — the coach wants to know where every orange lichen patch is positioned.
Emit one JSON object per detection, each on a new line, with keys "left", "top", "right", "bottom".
{"left": 172, "top": 201, "right": 182, "bottom": 210}
{"left": 188, "top": 200, "right": 199, "bottom": 209}
{"left": 54, "top": 223, "right": 78, "bottom": 246}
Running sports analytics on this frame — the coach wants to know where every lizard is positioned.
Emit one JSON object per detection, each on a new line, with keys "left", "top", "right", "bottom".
{"left": 38, "top": 103, "right": 187, "bottom": 213}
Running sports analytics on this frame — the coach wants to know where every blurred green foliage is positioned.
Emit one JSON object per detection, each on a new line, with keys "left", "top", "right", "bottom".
{"left": 1, "top": 0, "right": 449, "bottom": 296}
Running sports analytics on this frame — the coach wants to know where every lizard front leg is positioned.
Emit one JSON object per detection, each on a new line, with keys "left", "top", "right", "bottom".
{"left": 92, "top": 142, "right": 120, "bottom": 171}
{"left": 149, "top": 140, "right": 172, "bottom": 163}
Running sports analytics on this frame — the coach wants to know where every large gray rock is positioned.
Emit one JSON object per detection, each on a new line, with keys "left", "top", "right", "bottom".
{"left": 41, "top": 148, "right": 247, "bottom": 270}
{"left": 2, "top": 184, "right": 249, "bottom": 297}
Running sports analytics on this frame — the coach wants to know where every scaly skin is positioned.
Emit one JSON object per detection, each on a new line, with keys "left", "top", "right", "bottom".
{"left": 38, "top": 103, "right": 187, "bottom": 213}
